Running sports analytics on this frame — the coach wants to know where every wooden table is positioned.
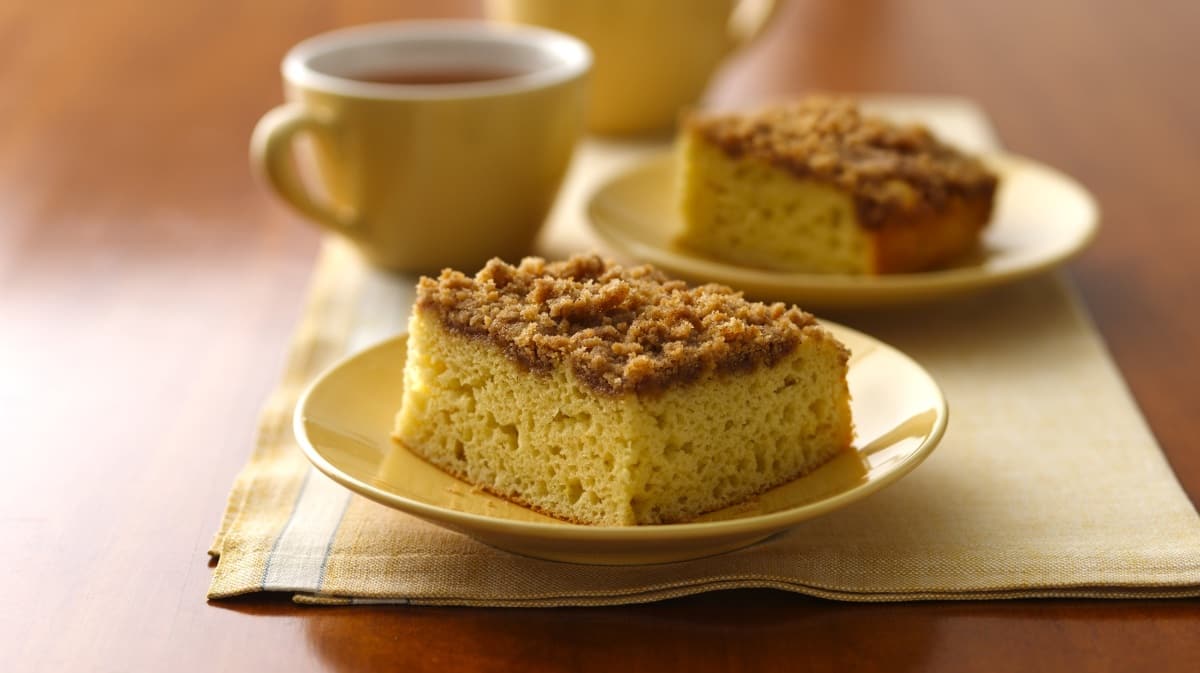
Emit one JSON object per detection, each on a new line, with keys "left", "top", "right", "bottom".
{"left": 3, "top": 0, "right": 1198, "bottom": 670}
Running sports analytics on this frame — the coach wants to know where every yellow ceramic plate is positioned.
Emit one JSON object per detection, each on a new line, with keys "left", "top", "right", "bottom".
{"left": 586, "top": 152, "right": 1099, "bottom": 308}
{"left": 294, "top": 322, "right": 947, "bottom": 565}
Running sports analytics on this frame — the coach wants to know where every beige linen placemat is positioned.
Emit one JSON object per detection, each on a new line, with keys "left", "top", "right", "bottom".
{"left": 209, "top": 97, "right": 1200, "bottom": 605}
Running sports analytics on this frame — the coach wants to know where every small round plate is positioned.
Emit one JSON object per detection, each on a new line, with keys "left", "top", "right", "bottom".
{"left": 586, "top": 151, "right": 1099, "bottom": 308}
{"left": 294, "top": 322, "right": 947, "bottom": 565}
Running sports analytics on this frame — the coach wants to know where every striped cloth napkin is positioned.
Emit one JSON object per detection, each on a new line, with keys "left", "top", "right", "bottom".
{"left": 208, "top": 97, "right": 1200, "bottom": 606}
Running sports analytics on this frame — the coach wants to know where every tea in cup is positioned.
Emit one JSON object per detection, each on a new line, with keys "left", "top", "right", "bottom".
{"left": 251, "top": 21, "right": 591, "bottom": 272}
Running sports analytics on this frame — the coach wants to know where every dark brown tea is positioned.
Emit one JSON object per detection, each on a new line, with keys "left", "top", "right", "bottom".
{"left": 349, "top": 68, "right": 526, "bottom": 85}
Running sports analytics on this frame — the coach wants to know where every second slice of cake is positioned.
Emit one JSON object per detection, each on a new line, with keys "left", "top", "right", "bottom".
{"left": 393, "top": 255, "right": 853, "bottom": 526}
{"left": 677, "top": 97, "right": 999, "bottom": 274}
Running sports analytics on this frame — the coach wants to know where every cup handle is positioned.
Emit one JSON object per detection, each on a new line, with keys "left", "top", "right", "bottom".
{"left": 728, "top": 0, "right": 782, "bottom": 50}
{"left": 250, "top": 102, "right": 356, "bottom": 229}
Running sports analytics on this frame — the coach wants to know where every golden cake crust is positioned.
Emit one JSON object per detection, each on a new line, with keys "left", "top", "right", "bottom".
{"left": 685, "top": 96, "right": 998, "bottom": 230}
{"left": 415, "top": 254, "right": 834, "bottom": 396}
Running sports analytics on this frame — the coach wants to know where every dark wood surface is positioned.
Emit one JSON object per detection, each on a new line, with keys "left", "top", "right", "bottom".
{"left": 2, "top": 0, "right": 1198, "bottom": 670}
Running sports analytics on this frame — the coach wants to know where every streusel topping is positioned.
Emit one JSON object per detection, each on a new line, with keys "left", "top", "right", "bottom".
{"left": 415, "top": 255, "right": 834, "bottom": 395}
{"left": 688, "top": 96, "right": 998, "bottom": 227}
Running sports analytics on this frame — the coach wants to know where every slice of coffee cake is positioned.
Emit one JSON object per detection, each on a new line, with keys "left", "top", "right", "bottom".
{"left": 393, "top": 255, "right": 853, "bottom": 526}
{"left": 677, "top": 96, "right": 998, "bottom": 274}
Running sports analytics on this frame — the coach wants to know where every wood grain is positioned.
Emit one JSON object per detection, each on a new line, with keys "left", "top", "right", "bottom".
{"left": 1, "top": 0, "right": 1197, "bottom": 671}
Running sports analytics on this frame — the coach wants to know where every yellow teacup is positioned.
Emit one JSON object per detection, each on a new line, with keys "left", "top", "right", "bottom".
{"left": 251, "top": 22, "right": 591, "bottom": 273}
{"left": 487, "top": 0, "right": 779, "bottom": 135}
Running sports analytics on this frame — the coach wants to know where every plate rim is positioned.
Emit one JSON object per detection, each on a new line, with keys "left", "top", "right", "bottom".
{"left": 293, "top": 320, "right": 948, "bottom": 544}
{"left": 585, "top": 150, "right": 1100, "bottom": 299}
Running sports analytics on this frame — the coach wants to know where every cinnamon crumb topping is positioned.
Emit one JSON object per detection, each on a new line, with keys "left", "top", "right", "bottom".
{"left": 687, "top": 96, "right": 998, "bottom": 227}
{"left": 415, "top": 255, "right": 828, "bottom": 395}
